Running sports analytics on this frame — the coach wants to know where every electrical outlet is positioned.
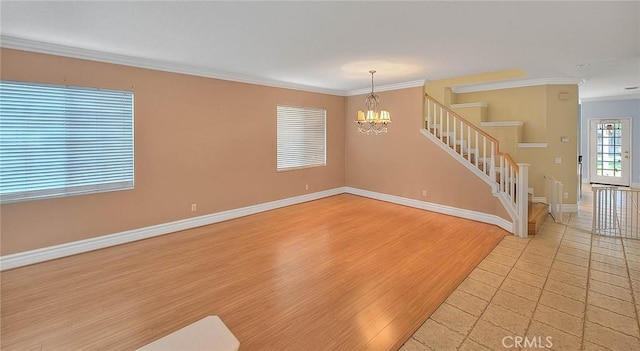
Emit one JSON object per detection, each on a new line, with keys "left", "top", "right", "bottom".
{"left": 305, "top": 184, "right": 309, "bottom": 190}
{"left": 564, "top": 192, "right": 568, "bottom": 199}
{"left": 422, "top": 190, "right": 427, "bottom": 197}
{"left": 191, "top": 204, "right": 197, "bottom": 212}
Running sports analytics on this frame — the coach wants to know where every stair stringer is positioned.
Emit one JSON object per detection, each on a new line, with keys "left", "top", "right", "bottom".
{"left": 420, "top": 129, "right": 518, "bottom": 233}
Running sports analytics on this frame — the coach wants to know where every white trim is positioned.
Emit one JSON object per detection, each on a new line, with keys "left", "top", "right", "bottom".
{"left": 562, "top": 204, "right": 579, "bottom": 213}
{"left": 518, "top": 143, "right": 548, "bottom": 148}
{"left": 532, "top": 197, "right": 547, "bottom": 203}
{"left": 1, "top": 185, "right": 518, "bottom": 270}
{"left": 452, "top": 77, "right": 583, "bottom": 94}
{"left": 1, "top": 35, "right": 427, "bottom": 97}
{"left": 0, "top": 188, "right": 346, "bottom": 270}
{"left": 345, "top": 187, "right": 513, "bottom": 233}
{"left": 0, "top": 36, "right": 345, "bottom": 95}
{"left": 480, "top": 121, "right": 524, "bottom": 127}
{"left": 419, "top": 128, "right": 519, "bottom": 226}
{"left": 580, "top": 94, "right": 640, "bottom": 103}
{"left": 345, "top": 79, "right": 426, "bottom": 96}
{"left": 0, "top": 37, "right": 341, "bottom": 96}
{"left": 450, "top": 102, "right": 488, "bottom": 109}
{"left": 587, "top": 117, "right": 633, "bottom": 187}
{"left": 420, "top": 129, "right": 499, "bottom": 192}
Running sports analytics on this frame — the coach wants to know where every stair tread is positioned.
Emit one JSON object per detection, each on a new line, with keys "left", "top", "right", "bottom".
{"left": 528, "top": 203, "right": 547, "bottom": 218}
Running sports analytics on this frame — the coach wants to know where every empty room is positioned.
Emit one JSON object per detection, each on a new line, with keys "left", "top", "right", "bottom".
{"left": 1, "top": 2, "right": 639, "bottom": 350}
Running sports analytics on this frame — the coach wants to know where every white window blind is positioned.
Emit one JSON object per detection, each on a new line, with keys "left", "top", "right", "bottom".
{"left": 277, "top": 105, "right": 326, "bottom": 171}
{"left": 0, "top": 80, "right": 134, "bottom": 203}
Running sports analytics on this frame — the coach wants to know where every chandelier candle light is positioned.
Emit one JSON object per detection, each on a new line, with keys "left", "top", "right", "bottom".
{"left": 356, "top": 70, "right": 391, "bottom": 135}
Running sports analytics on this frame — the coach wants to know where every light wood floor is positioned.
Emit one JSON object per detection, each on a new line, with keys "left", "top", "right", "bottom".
{"left": 1, "top": 194, "right": 507, "bottom": 350}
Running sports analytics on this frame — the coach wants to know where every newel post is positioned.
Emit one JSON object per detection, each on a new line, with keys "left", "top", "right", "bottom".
{"left": 516, "top": 163, "right": 530, "bottom": 238}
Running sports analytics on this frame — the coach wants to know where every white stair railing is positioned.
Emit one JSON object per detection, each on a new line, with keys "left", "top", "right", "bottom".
{"left": 425, "top": 96, "right": 496, "bottom": 178}
{"left": 423, "top": 94, "right": 528, "bottom": 237}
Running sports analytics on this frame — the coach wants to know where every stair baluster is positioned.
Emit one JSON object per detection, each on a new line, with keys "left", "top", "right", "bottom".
{"left": 422, "top": 94, "right": 528, "bottom": 237}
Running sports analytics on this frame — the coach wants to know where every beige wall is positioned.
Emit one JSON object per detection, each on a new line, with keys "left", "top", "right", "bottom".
{"left": 1, "top": 49, "right": 515, "bottom": 256}
{"left": 455, "top": 86, "right": 548, "bottom": 141}
{"left": 454, "top": 85, "right": 579, "bottom": 203}
{"left": 544, "top": 85, "right": 579, "bottom": 203}
{"left": 424, "top": 69, "right": 526, "bottom": 105}
{"left": 345, "top": 87, "right": 510, "bottom": 220}
{"left": 0, "top": 49, "right": 346, "bottom": 255}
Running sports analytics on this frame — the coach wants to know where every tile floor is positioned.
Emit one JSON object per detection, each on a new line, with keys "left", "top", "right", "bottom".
{"left": 401, "top": 190, "right": 640, "bottom": 350}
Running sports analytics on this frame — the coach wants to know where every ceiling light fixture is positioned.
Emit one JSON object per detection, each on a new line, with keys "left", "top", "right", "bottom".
{"left": 356, "top": 70, "right": 391, "bottom": 135}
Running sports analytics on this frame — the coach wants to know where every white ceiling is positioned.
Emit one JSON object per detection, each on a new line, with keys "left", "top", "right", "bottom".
{"left": 1, "top": 1, "right": 639, "bottom": 99}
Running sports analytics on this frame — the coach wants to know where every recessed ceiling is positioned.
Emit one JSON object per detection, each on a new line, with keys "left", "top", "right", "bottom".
{"left": 1, "top": 1, "right": 638, "bottom": 99}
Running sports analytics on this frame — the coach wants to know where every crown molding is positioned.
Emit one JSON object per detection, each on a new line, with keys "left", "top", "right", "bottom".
{"left": 1, "top": 36, "right": 428, "bottom": 97}
{"left": 580, "top": 94, "right": 640, "bottom": 103}
{"left": 345, "top": 79, "right": 427, "bottom": 96}
{"left": 0, "top": 36, "right": 346, "bottom": 96}
{"left": 452, "top": 77, "right": 584, "bottom": 94}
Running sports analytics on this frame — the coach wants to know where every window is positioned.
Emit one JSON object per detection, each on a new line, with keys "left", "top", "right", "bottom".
{"left": 277, "top": 105, "right": 326, "bottom": 171}
{"left": 0, "top": 80, "right": 134, "bottom": 203}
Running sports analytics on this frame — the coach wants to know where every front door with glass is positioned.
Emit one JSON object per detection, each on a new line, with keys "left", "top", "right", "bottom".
{"left": 589, "top": 119, "right": 631, "bottom": 186}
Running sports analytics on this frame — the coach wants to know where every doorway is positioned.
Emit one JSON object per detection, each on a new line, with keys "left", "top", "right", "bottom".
{"left": 589, "top": 118, "right": 632, "bottom": 186}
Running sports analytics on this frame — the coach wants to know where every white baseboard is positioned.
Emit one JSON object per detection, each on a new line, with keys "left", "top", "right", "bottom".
{"left": 1, "top": 187, "right": 515, "bottom": 270}
{"left": 562, "top": 204, "right": 579, "bottom": 213}
{"left": 344, "top": 187, "right": 513, "bottom": 233}
{"left": 0, "top": 188, "right": 346, "bottom": 271}
{"left": 532, "top": 198, "right": 577, "bottom": 212}
{"left": 544, "top": 203, "right": 577, "bottom": 213}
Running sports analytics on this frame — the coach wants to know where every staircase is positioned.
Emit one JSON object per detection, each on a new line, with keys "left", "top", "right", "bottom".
{"left": 423, "top": 94, "right": 529, "bottom": 237}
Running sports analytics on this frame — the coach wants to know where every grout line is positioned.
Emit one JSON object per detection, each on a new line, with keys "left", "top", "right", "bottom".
{"left": 404, "top": 236, "right": 510, "bottom": 350}
{"left": 521, "top": 218, "right": 568, "bottom": 343}
{"left": 582, "top": 211, "right": 594, "bottom": 350}
{"left": 457, "top": 234, "right": 533, "bottom": 349}
{"left": 408, "top": 188, "right": 640, "bottom": 350}
{"left": 621, "top": 237, "right": 640, "bottom": 340}
{"left": 579, "top": 192, "right": 640, "bottom": 348}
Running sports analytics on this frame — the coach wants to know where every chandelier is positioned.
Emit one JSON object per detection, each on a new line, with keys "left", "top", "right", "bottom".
{"left": 356, "top": 70, "right": 391, "bottom": 135}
